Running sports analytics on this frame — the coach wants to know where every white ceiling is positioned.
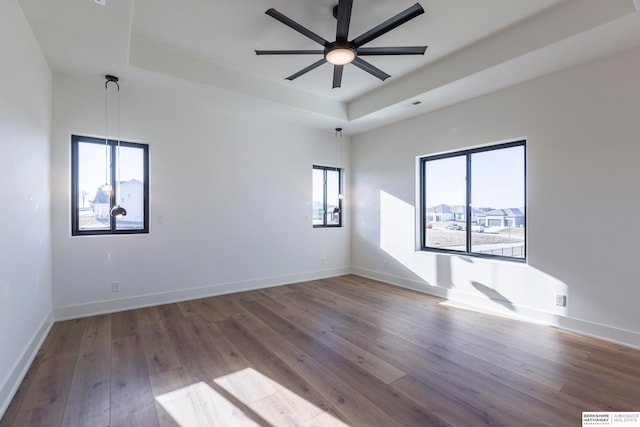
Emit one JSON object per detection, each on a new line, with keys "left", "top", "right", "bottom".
{"left": 18, "top": 0, "right": 640, "bottom": 134}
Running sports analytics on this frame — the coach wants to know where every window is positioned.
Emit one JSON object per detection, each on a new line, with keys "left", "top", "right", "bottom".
{"left": 313, "top": 165, "right": 342, "bottom": 227}
{"left": 71, "top": 135, "right": 149, "bottom": 235}
{"left": 420, "top": 140, "right": 526, "bottom": 261}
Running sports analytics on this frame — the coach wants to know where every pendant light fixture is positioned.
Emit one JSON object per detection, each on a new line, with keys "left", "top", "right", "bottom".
{"left": 101, "top": 76, "right": 115, "bottom": 194}
{"left": 104, "top": 74, "right": 127, "bottom": 218}
{"left": 333, "top": 127, "right": 344, "bottom": 215}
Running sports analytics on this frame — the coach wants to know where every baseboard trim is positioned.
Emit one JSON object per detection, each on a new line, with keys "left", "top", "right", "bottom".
{"left": 352, "top": 266, "right": 640, "bottom": 350}
{"left": 54, "top": 267, "right": 351, "bottom": 321}
{"left": 49, "top": 264, "right": 640, "bottom": 348}
{"left": 0, "top": 309, "right": 54, "bottom": 419}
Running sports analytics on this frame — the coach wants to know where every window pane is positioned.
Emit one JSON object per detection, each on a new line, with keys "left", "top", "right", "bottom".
{"left": 78, "top": 142, "right": 110, "bottom": 231}
{"left": 115, "top": 145, "right": 145, "bottom": 230}
{"left": 72, "top": 135, "right": 149, "bottom": 236}
{"left": 326, "top": 169, "right": 340, "bottom": 225}
{"left": 312, "top": 169, "right": 324, "bottom": 225}
{"left": 312, "top": 166, "right": 342, "bottom": 228}
{"left": 470, "top": 145, "right": 525, "bottom": 258}
{"left": 423, "top": 155, "right": 467, "bottom": 251}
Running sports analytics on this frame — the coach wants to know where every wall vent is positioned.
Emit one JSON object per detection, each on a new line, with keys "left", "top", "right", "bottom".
{"left": 402, "top": 100, "right": 422, "bottom": 109}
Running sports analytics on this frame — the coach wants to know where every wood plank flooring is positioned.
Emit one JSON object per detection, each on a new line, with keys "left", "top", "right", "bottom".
{"left": 2, "top": 275, "right": 639, "bottom": 426}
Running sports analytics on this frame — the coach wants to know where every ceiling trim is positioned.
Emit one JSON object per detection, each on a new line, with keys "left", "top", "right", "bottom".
{"left": 129, "top": 34, "right": 348, "bottom": 121}
{"left": 348, "top": 0, "right": 639, "bottom": 122}
{"left": 20, "top": 0, "right": 640, "bottom": 135}
{"left": 129, "top": 0, "right": 639, "bottom": 134}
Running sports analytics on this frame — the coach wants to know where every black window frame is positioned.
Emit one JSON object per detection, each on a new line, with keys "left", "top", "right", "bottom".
{"left": 420, "top": 140, "right": 526, "bottom": 262}
{"left": 71, "top": 134, "right": 150, "bottom": 236}
{"left": 313, "top": 165, "right": 342, "bottom": 228}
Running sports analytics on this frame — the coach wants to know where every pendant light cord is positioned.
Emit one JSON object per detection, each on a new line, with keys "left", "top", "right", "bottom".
{"left": 334, "top": 128, "right": 344, "bottom": 215}
{"left": 104, "top": 76, "right": 120, "bottom": 193}
{"left": 335, "top": 127, "right": 342, "bottom": 169}
{"left": 104, "top": 80, "right": 110, "bottom": 190}
{"left": 116, "top": 81, "right": 121, "bottom": 206}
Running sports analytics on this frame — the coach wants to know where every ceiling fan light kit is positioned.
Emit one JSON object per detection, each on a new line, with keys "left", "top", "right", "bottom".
{"left": 256, "top": 1, "right": 428, "bottom": 88}
{"left": 325, "top": 43, "right": 356, "bottom": 65}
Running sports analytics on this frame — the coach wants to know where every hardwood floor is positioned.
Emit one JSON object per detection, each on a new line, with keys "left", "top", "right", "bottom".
{"left": 2, "top": 275, "right": 639, "bottom": 426}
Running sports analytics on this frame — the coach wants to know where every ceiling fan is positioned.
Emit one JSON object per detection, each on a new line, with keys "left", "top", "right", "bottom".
{"left": 255, "top": 1, "right": 428, "bottom": 88}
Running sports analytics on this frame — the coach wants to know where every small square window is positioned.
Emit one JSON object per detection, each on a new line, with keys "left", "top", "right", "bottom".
{"left": 71, "top": 135, "right": 149, "bottom": 235}
{"left": 313, "top": 165, "right": 342, "bottom": 227}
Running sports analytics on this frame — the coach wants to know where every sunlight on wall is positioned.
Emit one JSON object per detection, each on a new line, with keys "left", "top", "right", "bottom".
{"left": 156, "top": 368, "right": 349, "bottom": 426}
{"left": 379, "top": 190, "right": 569, "bottom": 319}
{"left": 379, "top": 190, "right": 438, "bottom": 283}
{"left": 379, "top": 190, "right": 473, "bottom": 288}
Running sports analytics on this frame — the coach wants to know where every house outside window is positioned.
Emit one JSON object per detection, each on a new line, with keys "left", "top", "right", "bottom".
{"left": 313, "top": 165, "right": 342, "bottom": 227}
{"left": 420, "top": 140, "right": 526, "bottom": 261}
{"left": 71, "top": 135, "right": 149, "bottom": 235}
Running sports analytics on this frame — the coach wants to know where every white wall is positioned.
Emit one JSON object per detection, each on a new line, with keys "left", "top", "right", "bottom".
{"left": 51, "top": 74, "right": 351, "bottom": 318}
{"left": 351, "top": 46, "right": 640, "bottom": 348}
{"left": 0, "top": 0, "right": 53, "bottom": 416}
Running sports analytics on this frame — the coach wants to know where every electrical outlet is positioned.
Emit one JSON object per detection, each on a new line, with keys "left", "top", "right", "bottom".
{"left": 112, "top": 281, "right": 121, "bottom": 292}
{"left": 555, "top": 294, "right": 566, "bottom": 307}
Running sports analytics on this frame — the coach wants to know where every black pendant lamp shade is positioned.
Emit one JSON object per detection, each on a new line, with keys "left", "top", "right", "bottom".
{"left": 110, "top": 205, "right": 127, "bottom": 218}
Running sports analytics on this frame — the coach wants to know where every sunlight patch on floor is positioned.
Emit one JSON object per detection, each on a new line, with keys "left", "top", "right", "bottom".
{"left": 156, "top": 368, "right": 350, "bottom": 426}
{"left": 155, "top": 381, "right": 260, "bottom": 426}
{"left": 214, "top": 368, "right": 349, "bottom": 427}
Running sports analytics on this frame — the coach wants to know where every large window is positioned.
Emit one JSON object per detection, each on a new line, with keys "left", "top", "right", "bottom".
{"left": 313, "top": 165, "right": 342, "bottom": 227}
{"left": 71, "top": 135, "right": 149, "bottom": 235}
{"left": 420, "top": 140, "right": 525, "bottom": 261}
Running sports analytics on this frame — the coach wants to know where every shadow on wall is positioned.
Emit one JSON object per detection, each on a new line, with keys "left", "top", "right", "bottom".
{"left": 471, "top": 281, "right": 516, "bottom": 312}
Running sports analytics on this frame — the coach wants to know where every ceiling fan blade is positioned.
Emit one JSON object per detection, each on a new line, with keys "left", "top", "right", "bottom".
{"left": 286, "top": 59, "right": 327, "bottom": 81}
{"left": 357, "top": 46, "right": 427, "bottom": 55}
{"left": 352, "top": 57, "right": 391, "bottom": 81}
{"left": 351, "top": 3, "right": 424, "bottom": 48}
{"left": 333, "top": 65, "right": 344, "bottom": 88}
{"left": 255, "top": 50, "right": 324, "bottom": 55}
{"left": 265, "top": 8, "right": 329, "bottom": 46}
{"left": 335, "top": 0, "right": 353, "bottom": 43}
